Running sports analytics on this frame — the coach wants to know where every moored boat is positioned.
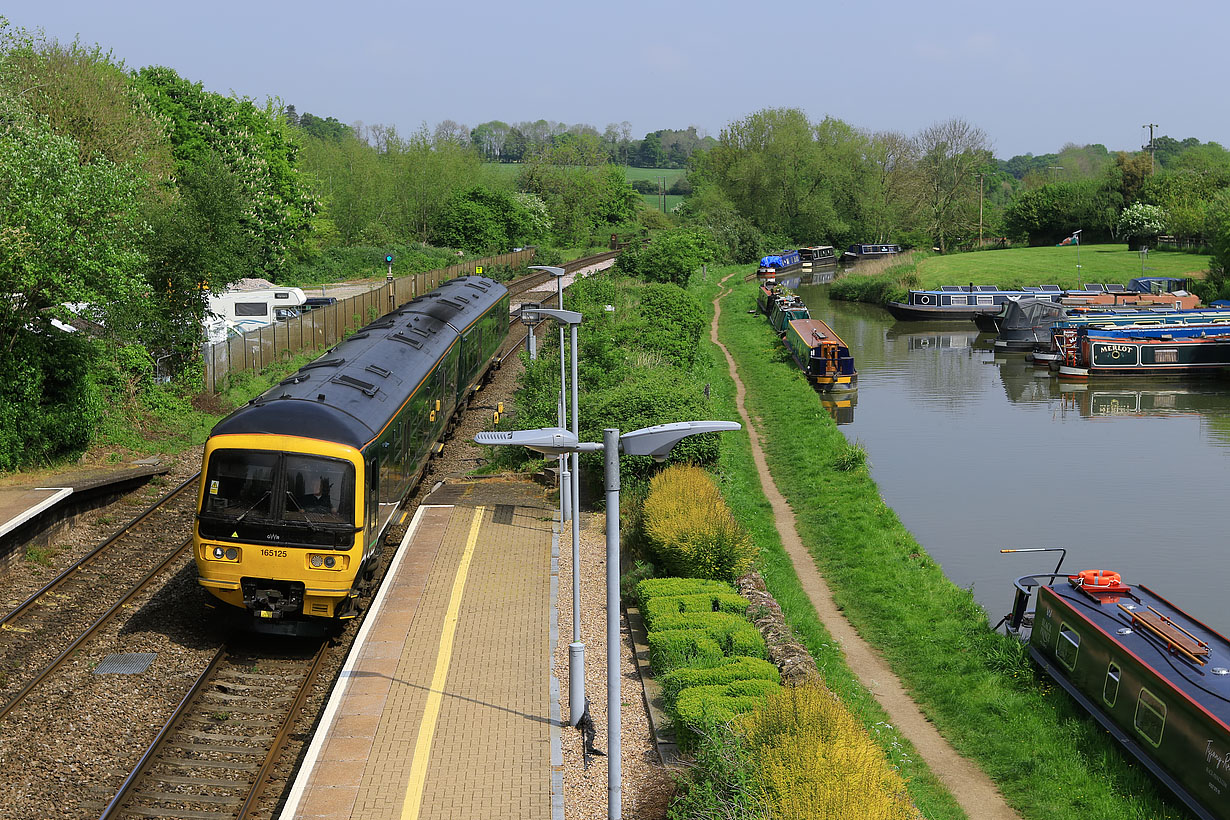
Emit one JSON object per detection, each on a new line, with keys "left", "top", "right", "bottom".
{"left": 887, "top": 285, "right": 1062, "bottom": 322}
{"left": 1060, "top": 277, "right": 1202, "bottom": 310}
{"left": 1057, "top": 323, "right": 1230, "bottom": 379}
{"left": 1001, "top": 555, "right": 1230, "bottom": 820}
{"left": 842, "top": 243, "right": 903, "bottom": 262}
{"left": 768, "top": 293, "right": 811, "bottom": 335}
{"left": 783, "top": 317, "right": 858, "bottom": 392}
{"left": 993, "top": 298, "right": 1070, "bottom": 352}
{"left": 757, "top": 249, "right": 801, "bottom": 280}
{"left": 799, "top": 245, "right": 838, "bottom": 271}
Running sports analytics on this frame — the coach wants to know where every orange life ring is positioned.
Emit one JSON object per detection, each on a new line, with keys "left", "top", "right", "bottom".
{"left": 1075, "top": 569, "right": 1121, "bottom": 587}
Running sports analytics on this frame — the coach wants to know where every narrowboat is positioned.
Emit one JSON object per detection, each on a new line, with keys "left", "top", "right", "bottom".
{"left": 1057, "top": 323, "right": 1230, "bottom": 379}
{"left": 994, "top": 299, "right": 1070, "bottom": 352}
{"left": 1040, "top": 307, "right": 1230, "bottom": 370}
{"left": 1001, "top": 555, "right": 1230, "bottom": 820}
{"left": 886, "top": 285, "right": 1063, "bottom": 322}
{"left": 757, "top": 282, "right": 785, "bottom": 316}
{"left": 757, "top": 249, "right": 801, "bottom": 280}
{"left": 799, "top": 245, "right": 838, "bottom": 270}
{"left": 768, "top": 293, "right": 811, "bottom": 335}
{"left": 1060, "top": 278, "right": 1202, "bottom": 310}
{"left": 783, "top": 317, "right": 857, "bottom": 392}
{"left": 842, "top": 243, "right": 903, "bottom": 262}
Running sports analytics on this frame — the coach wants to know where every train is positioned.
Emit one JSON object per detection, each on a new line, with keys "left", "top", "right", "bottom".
{"left": 194, "top": 275, "right": 510, "bottom": 634}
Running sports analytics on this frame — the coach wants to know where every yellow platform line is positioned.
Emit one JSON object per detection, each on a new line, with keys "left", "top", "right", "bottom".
{"left": 401, "top": 505, "right": 486, "bottom": 820}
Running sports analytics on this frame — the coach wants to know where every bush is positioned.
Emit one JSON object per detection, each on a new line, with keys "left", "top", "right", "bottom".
{"left": 643, "top": 465, "right": 758, "bottom": 582}
{"left": 660, "top": 657, "right": 781, "bottom": 706}
{"left": 643, "top": 591, "right": 749, "bottom": 630}
{"left": 615, "top": 227, "right": 717, "bottom": 286}
{"left": 636, "top": 577, "right": 735, "bottom": 610}
{"left": 648, "top": 628, "right": 725, "bottom": 671}
{"left": 674, "top": 679, "right": 782, "bottom": 749}
{"left": 738, "top": 683, "right": 921, "bottom": 819}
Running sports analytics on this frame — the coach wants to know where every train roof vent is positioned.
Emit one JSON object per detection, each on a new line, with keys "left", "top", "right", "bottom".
{"left": 301, "top": 357, "right": 346, "bottom": 371}
{"left": 331, "top": 374, "right": 379, "bottom": 397}
{"left": 346, "top": 332, "right": 372, "bottom": 341}
{"left": 279, "top": 373, "right": 311, "bottom": 386}
{"left": 439, "top": 297, "right": 467, "bottom": 310}
{"left": 368, "top": 317, "right": 396, "bottom": 330}
{"left": 390, "top": 331, "right": 423, "bottom": 349}
{"left": 408, "top": 317, "right": 436, "bottom": 333}
{"left": 365, "top": 364, "right": 392, "bottom": 379}
{"left": 464, "top": 281, "right": 490, "bottom": 293}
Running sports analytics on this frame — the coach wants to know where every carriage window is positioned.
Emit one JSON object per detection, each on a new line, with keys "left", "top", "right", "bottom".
{"left": 1134, "top": 688, "right": 1166, "bottom": 747}
{"left": 1056, "top": 624, "right": 1080, "bottom": 671}
{"left": 1103, "top": 662, "right": 1121, "bottom": 707}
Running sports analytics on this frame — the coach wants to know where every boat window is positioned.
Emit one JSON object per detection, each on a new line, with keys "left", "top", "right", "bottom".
{"left": 1153, "top": 349, "right": 1178, "bottom": 364}
{"left": 1134, "top": 688, "right": 1166, "bottom": 747}
{"left": 977, "top": 296, "right": 993, "bottom": 305}
{"left": 1056, "top": 623, "right": 1080, "bottom": 671}
{"left": 1103, "top": 662, "right": 1121, "bottom": 707}
{"left": 949, "top": 295, "right": 968, "bottom": 306}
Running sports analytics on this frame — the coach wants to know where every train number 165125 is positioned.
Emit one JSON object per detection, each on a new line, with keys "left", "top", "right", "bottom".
{"left": 261, "top": 548, "right": 288, "bottom": 558}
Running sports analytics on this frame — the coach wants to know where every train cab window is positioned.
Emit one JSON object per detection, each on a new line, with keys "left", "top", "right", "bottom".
{"left": 1134, "top": 688, "right": 1166, "bottom": 747}
{"left": 1103, "top": 662, "right": 1121, "bottom": 707}
{"left": 202, "top": 450, "right": 277, "bottom": 517}
{"left": 1056, "top": 623, "right": 1080, "bottom": 671}
{"left": 284, "top": 454, "right": 354, "bottom": 524}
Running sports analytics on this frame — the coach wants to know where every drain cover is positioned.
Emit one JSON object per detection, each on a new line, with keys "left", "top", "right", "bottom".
{"left": 94, "top": 652, "right": 156, "bottom": 674}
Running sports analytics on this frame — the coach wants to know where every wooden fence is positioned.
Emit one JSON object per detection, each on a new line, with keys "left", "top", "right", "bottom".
{"left": 201, "top": 249, "right": 536, "bottom": 392}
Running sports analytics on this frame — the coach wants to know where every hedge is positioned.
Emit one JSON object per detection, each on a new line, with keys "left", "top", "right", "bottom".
{"left": 659, "top": 656, "right": 781, "bottom": 707}
{"left": 674, "top": 678, "right": 783, "bottom": 749}
{"left": 643, "top": 591, "right": 749, "bottom": 631}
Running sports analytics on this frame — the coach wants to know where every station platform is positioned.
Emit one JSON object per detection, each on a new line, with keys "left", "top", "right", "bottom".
{"left": 0, "top": 459, "right": 169, "bottom": 539}
{"left": 282, "top": 477, "right": 561, "bottom": 820}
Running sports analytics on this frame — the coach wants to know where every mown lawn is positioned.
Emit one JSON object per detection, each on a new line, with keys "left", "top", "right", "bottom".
{"left": 914, "top": 244, "right": 1210, "bottom": 290}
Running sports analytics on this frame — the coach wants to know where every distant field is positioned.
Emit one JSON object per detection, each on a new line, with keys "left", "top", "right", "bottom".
{"left": 641, "top": 194, "right": 685, "bottom": 212}
{"left": 914, "top": 244, "right": 1211, "bottom": 290}
{"left": 624, "top": 166, "right": 686, "bottom": 186}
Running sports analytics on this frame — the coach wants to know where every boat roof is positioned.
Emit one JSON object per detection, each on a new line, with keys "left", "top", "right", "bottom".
{"left": 788, "top": 317, "right": 848, "bottom": 348}
{"left": 1043, "top": 579, "right": 1230, "bottom": 727}
{"left": 1084, "top": 324, "right": 1230, "bottom": 340}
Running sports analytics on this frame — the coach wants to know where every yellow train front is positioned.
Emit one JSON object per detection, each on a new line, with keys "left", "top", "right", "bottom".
{"left": 194, "top": 276, "right": 509, "bottom": 634}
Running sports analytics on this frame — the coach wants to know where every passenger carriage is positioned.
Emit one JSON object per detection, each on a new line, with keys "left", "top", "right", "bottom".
{"left": 194, "top": 276, "right": 509, "bottom": 633}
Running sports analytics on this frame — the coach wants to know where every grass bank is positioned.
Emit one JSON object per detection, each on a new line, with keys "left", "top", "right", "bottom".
{"left": 698, "top": 265, "right": 1187, "bottom": 820}
{"left": 834, "top": 244, "right": 1213, "bottom": 306}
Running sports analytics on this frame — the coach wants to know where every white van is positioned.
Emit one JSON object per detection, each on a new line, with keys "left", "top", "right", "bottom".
{"left": 205, "top": 287, "right": 306, "bottom": 343}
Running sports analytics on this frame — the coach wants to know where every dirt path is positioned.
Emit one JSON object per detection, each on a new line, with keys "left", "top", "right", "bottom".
{"left": 712, "top": 273, "right": 1021, "bottom": 820}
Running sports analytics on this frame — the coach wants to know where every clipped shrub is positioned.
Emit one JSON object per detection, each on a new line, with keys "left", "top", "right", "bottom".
{"left": 660, "top": 656, "right": 781, "bottom": 707}
{"left": 643, "top": 465, "right": 757, "bottom": 582}
{"left": 647, "top": 614, "right": 766, "bottom": 672}
{"left": 738, "top": 683, "right": 922, "bottom": 820}
{"left": 674, "top": 678, "right": 782, "bottom": 749}
{"left": 647, "top": 628, "right": 724, "bottom": 671}
{"left": 643, "top": 591, "right": 749, "bottom": 631}
{"left": 636, "top": 577, "right": 734, "bottom": 611}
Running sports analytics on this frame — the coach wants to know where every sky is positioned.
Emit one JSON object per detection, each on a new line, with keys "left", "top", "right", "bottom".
{"left": 4, "top": 0, "right": 1226, "bottom": 160}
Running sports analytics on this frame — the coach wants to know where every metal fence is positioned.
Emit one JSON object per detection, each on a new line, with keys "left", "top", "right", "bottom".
{"left": 201, "top": 249, "right": 536, "bottom": 392}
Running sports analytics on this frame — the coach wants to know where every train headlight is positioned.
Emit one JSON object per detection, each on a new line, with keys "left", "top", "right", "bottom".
{"left": 213, "top": 547, "right": 224, "bottom": 559}
{"left": 324, "top": 556, "right": 336, "bottom": 568}
{"left": 225, "top": 548, "right": 238, "bottom": 561}
{"left": 310, "top": 554, "right": 323, "bottom": 568}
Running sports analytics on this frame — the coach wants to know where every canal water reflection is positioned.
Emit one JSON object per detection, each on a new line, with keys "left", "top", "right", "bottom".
{"left": 795, "top": 282, "right": 1230, "bottom": 631}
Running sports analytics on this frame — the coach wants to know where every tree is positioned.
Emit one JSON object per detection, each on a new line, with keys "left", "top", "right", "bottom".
{"left": 914, "top": 118, "right": 991, "bottom": 253}
{"left": 1115, "top": 203, "right": 1167, "bottom": 249}
{"left": 433, "top": 119, "right": 469, "bottom": 147}
{"left": 133, "top": 66, "right": 317, "bottom": 279}
{"left": 517, "top": 135, "right": 638, "bottom": 245}
{"left": 1112, "top": 151, "right": 1153, "bottom": 204}
{"left": 470, "top": 120, "right": 509, "bottom": 160}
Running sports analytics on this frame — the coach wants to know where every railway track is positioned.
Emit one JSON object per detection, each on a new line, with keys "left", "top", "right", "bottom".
{"left": 100, "top": 636, "right": 329, "bottom": 820}
{"left": 0, "top": 473, "right": 201, "bottom": 719}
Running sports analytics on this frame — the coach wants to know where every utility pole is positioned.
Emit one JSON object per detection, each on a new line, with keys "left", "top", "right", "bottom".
{"left": 976, "top": 172, "right": 985, "bottom": 249}
{"left": 1143, "top": 122, "right": 1159, "bottom": 174}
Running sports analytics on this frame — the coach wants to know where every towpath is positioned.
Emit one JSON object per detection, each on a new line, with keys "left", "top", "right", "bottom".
{"left": 712, "top": 272, "right": 1022, "bottom": 820}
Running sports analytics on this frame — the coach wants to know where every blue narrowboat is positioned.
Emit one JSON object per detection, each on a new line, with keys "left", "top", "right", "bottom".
{"left": 842, "top": 243, "right": 903, "bottom": 262}
{"left": 887, "top": 285, "right": 1063, "bottom": 321}
{"left": 1003, "top": 557, "right": 1230, "bottom": 820}
{"left": 757, "top": 249, "right": 801, "bottom": 280}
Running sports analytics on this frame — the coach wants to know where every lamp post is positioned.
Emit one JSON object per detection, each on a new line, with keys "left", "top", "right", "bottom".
{"left": 476, "top": 420, "right": 742, "bottom": 820}
{"left": 512, "top": 305, "right": 585, "bottom": 726}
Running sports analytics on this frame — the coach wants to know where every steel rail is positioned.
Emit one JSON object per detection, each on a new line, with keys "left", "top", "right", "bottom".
{"left": 0, "top": 536, "right": 193, "bottom": 724}
{"left": 0, "top": 472, "right": 200, "bottom": 628}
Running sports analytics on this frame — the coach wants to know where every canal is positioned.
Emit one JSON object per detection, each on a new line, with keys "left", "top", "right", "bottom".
{"left": 795, "top": 281, "right": 1230, "bottom": 632}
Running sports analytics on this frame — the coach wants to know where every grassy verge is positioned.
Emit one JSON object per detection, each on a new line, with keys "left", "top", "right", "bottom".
{"left": 690, "top": 267, "right": 966, "bottom": 820}
{"left": 701, "top": 265, "right": 1187, "bottom": 820}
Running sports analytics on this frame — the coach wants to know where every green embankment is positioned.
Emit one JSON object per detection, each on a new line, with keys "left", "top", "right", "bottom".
{"left": 695, "top": 266, "right": 1188, "bottom": 820}
{"left": 913, "top": 244, "right": 1210, "bottom": 289}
